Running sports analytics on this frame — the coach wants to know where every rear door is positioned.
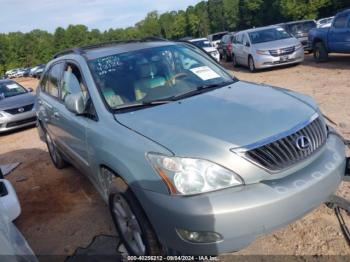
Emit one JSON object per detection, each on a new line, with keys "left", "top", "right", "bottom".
{"left": 329, "top": 13, "right": 350, "bottom": 52}
{"left": 37, "top": 62, "right": 65, "bottom": 140}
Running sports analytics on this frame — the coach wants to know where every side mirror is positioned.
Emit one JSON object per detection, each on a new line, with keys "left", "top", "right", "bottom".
{"left": 245, "top": 42, "right": 250, "bottom": 47}
{"left": 64, "top": 93, "right": 86, "bottom": 115}
{"left": 27, "top": 88, "right": 33, "bottom": 92}
{"left": 0, "top": 180, "right": 21, "bottom": 221}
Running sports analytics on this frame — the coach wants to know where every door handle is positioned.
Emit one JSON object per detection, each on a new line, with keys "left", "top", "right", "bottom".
{"left": 53, "top": 112, "right": 60, "bottom": 119}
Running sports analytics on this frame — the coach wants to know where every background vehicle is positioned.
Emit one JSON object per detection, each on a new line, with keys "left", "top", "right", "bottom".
{"left": 317, "top": 16, "right": 334, "bottom": 28}
{"left": 208, "top": 31, "right": 228, "bottom": 48}
{"left": 0, "top": 80, "right": 36, "bottom": 133}
{"left": 218, "top": 32, "right": 235, "bottom": 62}
{"left": 232, "top": 26, "right": 304, "bottom": 72}
{"left": 0, "top": 175, "right": 37, "bottom": 261}
{"left": 32, "top": 65, "right": 45, "bottom": 79}
{"left": 280, "top": 20, "right": 317, "bottom": 51}
{"left": 37, "top": 40, "right": 346, "bottom": 256}
{"left": 309, "top": 9, "right": 350, "bottom": 62}
{"left": 188, "top": 38, "right": 220, "bottom": 62}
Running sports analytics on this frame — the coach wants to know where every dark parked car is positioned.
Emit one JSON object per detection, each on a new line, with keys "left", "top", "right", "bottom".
{"left": 32, "top": 65, "right": 45, "bottom": 79}
{"left": 309, "top": 9, "right": 350, "bottom": 62}
{"left": 218, "top": 33, "right": 235, "bottom": 62}
{"left": 280, "top": 20, "right": 317, "bottom": 52}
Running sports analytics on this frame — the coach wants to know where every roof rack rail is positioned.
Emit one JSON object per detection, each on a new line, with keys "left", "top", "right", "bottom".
{"left": 52, "top": 37, "right": 168, "bottom": 59}
{"left": 53, "top": 48, "right": 85, "bottom": 59}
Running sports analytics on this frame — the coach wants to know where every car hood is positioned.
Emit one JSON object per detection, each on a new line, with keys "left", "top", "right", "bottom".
{"left": 203, "top": 47, "right": 217, "bottom": 53}
{"left": 0, "top": 93, "right": 35, "bottom": 110}
{"left": 116, "top": 81, "right": 317, "bottom": 157}
{"left": 253, "top": 37, "right": 299, "bottom": 50}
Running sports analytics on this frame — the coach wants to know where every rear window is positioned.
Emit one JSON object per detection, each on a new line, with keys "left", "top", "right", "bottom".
{"left": 286, "top": 21, "right": 316, "bottom": 34}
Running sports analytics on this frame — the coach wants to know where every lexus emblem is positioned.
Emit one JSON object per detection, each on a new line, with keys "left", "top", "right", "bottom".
{"left": 18, "top": 107, "right": 25, "bottom": 113}
{"left": 295, "top": 135, "right": 311, "bottom": 151}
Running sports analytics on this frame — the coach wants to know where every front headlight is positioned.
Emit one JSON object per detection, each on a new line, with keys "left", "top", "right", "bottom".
{"left": 256, "top": 49, "right": 270, "bottom": 55}
{"left": 146, "top": 153, "right": 244, "bottom": 195}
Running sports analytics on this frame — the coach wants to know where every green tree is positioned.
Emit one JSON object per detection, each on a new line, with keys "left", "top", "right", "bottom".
{"left": 223, "top": 0, "right": 240, "bottom": 31}
{"left": 280, "top": 0, "right": 330, "bottom": 20}
{"left": 208, "top": 0, "right": 225, "bottom": 32}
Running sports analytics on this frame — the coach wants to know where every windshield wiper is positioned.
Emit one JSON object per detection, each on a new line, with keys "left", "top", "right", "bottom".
{"left": 114, "top": 99, "right": 171, "bottom": 110}
{"left": 167, "top": 80, "right": 236, "bottom": 101}
{"left": 114, "top": 80, "right": 236, "bottom": 111}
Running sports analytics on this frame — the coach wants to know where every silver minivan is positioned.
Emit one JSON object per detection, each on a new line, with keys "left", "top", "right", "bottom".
{"left": 36, "top": 40, "right": 347, "bottom": 256}
{"left": 232, "top": 26, "right": 304, "bottom": 72}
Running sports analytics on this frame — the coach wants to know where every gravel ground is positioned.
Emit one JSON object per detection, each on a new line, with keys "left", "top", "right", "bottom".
{"left": 0, "top": 53, "right": 349, "bottom": 259}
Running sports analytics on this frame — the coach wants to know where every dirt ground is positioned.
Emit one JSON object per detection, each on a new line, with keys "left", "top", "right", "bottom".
{"left": 1, "top": 54, "right": 350, "bottom": 259}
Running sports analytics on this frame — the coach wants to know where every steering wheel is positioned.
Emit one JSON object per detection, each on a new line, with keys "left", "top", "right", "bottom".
{"left": 165, "top": 72, "right": 189, "bottom": 86}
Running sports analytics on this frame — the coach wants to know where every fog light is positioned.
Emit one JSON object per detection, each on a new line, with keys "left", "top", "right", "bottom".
{"left": 176, "top": 228, "right": 223, "bottom": 243}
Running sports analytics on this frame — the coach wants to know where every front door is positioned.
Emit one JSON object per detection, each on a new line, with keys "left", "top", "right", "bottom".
{"left": 53, "top": 62, "right": 92, "bottom": 176}
{"left": 329, "top": 13, "right": 350, "bottom": 52}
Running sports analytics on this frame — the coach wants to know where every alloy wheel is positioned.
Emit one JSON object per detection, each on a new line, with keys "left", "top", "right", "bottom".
{"left": 112, "top": 194, "right": 146, "bottom": 255}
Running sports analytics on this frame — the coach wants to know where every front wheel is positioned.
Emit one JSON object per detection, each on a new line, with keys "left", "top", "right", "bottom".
{"left": 313, "top": 42, "right": 328, "bottom": 62}
{"left": 248, "top": 56, "right": 256, "bottom": 73}
{"left": 109, "top": 175, "right": 162, "bottom": 256}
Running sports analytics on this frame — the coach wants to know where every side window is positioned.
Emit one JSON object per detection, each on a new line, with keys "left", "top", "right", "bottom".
{"left": 40, "top": 71, "right": 49, "bottom": 93}
{"left": 61, "top": 63, "right": 89, "bottom": 102}
{"left": 333, "top": 14, "right": 347, "bottom": 28}
{"left": 242, "top": 34, "right": 247, "bottom": 45}
{"left": 236, "top": 34, "right": 243, "bottom": 45}
{"left": 47, "top": 63, "right": 64, "bottom": 98}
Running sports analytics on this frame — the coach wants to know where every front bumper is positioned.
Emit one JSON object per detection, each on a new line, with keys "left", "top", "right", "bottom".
{"left": 137, "top": 134, "right": 346, "bottom": 255}
{"left": 254, "top": 48, "right": 304, "bottom": 69}
{"left": 0, "top": 110, "right": 36, "bottom": 133}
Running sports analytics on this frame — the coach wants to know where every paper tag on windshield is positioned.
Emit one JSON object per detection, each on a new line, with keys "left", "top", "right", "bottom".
{"left": 7, "top": 84, "right": 19, "bottom": 89}
{"left": 190, "top": 66, "right": 220, "bottom": 81}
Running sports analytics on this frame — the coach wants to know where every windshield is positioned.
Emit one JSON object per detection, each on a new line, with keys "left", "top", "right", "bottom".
{"left": 191, "top": 40, "right": 212, "bottom": 48}
{"left": 248, "top": 28, "right": 292, "bottom": 44}
{"left": 0, "top": 81, "right": 27, "bottom": 99}
{"left": 88, "top": 44, "right": 233, "bottom": 111}
{"left": 286, "top": 21, "right": 316, "bottom": 35}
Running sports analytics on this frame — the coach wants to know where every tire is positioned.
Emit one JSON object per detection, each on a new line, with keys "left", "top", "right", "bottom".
{"left": 225, "top": 51, "right": 231, "bottom": 62}
{"left": 45, "top": 132, "right": 68, "bottom": 169}
{"left": 108, "top": 173, "right": 162, "bottom": 256}
{"left": 248, "top": 56, "right": 256, "bottom": 73}
{"left": 313, "top": 42, "right": 328, "bottom": 62}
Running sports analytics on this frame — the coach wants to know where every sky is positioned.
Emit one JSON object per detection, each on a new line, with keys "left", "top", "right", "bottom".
{"left": 0, "top": 0, "right": 202, "bottom": 33}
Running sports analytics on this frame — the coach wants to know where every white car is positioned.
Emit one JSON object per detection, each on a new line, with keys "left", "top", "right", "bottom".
{"left": 188, "top": 38, "right": 220, "bottom": 62}
{"left": 208, "top": 31, "right": 228, "bottom": 48}
{"left": 317, "top": 16, "right": 334, "bottom": 28}
{"left": 0, "top": 176, "right": 37, "bottom": 261}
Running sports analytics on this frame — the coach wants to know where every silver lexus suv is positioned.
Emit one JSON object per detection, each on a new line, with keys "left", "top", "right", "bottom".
{"left": 36, "top": 39, "right": 347, "bottom": 256}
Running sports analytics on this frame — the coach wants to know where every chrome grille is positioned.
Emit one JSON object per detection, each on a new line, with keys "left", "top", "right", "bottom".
{"left": 269, "top": 46, "right": 295, "bottom": 57}
{"left": 4, "top": 104, "right": 34, "bottom": 115}
{"left": 246, "top": 117, "right": 327, "bottom": 172}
